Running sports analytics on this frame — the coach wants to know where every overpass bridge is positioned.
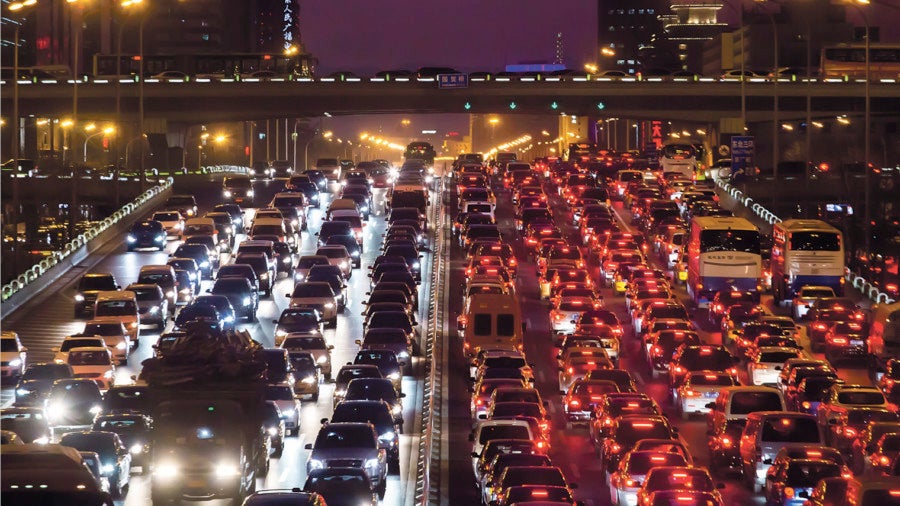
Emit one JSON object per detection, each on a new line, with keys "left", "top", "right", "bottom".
{"left": 5, "top": 78, "right": 899, "bottom": 123}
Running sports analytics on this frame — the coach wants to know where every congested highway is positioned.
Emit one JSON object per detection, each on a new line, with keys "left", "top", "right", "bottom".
{"left": 2, "top": 170, "right": 432, "bottom": 505}
{"left": 440, "top": 157, "right": 888, "bottom": 506}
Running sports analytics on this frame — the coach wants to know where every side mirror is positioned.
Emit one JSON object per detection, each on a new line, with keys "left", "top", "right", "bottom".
{"left": 206, "top": 289, "right": 211, "bottom": 293}
{"left": 304, "top": 443, "right": 313, "bottom": 450}
{"left": 399, "top": 393, "right": 406, "bottom": 398}
{"left": 328, "top": 345, "right": 334, "bottom": 350}
{"left": 705, "top": 402, "right": 715, "bottom": 409}
{"left": 559, "top": 390, "right": 566, "bottom": 396}
{"left": 354, "top": 340, "right": 362, "bottom": 346}
{"left": 52, "top": 347, "right": 60, "bottom": 352}
{"left": 478, "top": 414, "right": 487, "bottom": 420}
{"left": 285, "top": 293, "right": 291, "bottom": 297}
{"left": 272, "top": 320, "right": 279, "bottom": 324}
{"left": 320, "top": 418, "right": 328, "bottom": 425}
{"left": 468, "top": 433, "right": 475, "bottom": 443}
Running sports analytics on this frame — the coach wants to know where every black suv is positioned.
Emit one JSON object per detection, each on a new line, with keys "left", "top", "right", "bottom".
{"left": 127, "top": 220, "right": 166, "bottom": 251}
{"left": 74, "top": 273, "right": 119, "bottom": 317}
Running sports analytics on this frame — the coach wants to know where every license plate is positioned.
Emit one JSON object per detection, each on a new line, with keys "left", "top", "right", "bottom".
{"left": 678, "top": 271, "right": 688, "bottom": 281}
{"left": 703, "top": 391, "right": 718, "bottom": 398}
{"left": 187, "top": 479, "right": 206, "bottom": 488}
{"left": 850, "top": 340, "right": 864, "bottom": 346}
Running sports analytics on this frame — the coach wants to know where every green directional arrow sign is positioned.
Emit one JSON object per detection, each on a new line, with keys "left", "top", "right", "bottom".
{"left": 551, "top": 101, "right": 559, "bottom": 110}
{"left": 464, "top": 102, "right": 472, "bottom": 110}
{"left": 509, "top": 101, "right": 517, "bottom": 110}
{"left": 597, "top": 102, "right": 606, "bottom": 110}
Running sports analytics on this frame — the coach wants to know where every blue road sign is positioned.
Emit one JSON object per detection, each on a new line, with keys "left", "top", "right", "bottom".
{"left": 438, "top": 73, "right": 468, "bottom": 89}
{"left": 731, "top": 135, "right": 755, "bottom": 176}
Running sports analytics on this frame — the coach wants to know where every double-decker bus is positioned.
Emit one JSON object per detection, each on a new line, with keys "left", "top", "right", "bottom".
{"left": 771, "top": 219, "right": 845, "bottom": 303}
{"left": 686, "top": 216, "right": 762, "bottom": 306}
{"left": 659, "top": 140, "right": 699, "bottom": 181}
{"left": 819, "top": 44, "right": 900, "bottom": 81}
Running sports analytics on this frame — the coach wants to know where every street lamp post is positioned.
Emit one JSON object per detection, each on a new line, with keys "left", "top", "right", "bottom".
{"left": 845, "top": 1, "right": 872, "bottom": 250}
{"left": 122, "top": 0, "right": 146, "bottom": 187}
{"left": 83, "top": 126, "right": 115, "bottom": 162}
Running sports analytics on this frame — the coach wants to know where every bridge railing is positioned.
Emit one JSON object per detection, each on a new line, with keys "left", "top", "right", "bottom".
{"left": 713, "top": 176, "right": 895, "bottom": 305}
{"left": 0, "top": 178, "right": 173, "bottom": 304}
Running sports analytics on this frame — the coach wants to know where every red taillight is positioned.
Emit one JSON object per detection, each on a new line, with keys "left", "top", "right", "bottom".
{"left": 844, "top": 427, "right": 857, "bottom": 438}
{"left": 476, "top": 399, "right": 483, "bottom": 406}
{"left": 720, "top": 435, "right": 732, "bottom": 447}
{"left": 683, "top": 389, "right": 699, "bottom": 397}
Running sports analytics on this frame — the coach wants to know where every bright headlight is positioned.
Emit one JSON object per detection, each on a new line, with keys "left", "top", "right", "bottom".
{"left": 225, "top": 226, "right": 233, "bottom": 234}
{"left": 101, "top": 463, "right": 115, "bottom": 475}
{"left": 351, "top": 251, "right": 360, "bottom": 257}
{"left": 116, "top": 342, "right": 127, "bottom": 350}
{"left": 378, "top": 431, "right": 396, "bottom": 443}
{"left": 149, "top": 306, "right": 159, "bottom": 314}
{"left": 308, "top": 458, "right": 325, "bottom": 470}
{"left": 361, "top": 206, "right": 369, "bottom": 213}
{"left": 260, "top": 273, "right": 268, "bottom": 279}
{"left": 392, "top": 404, "right": 401, "bottom": 414}
{"left": 246, "top": 190, "right": 254, "bottom": 197}
{"left": 267, "top": 427, "right": 278, "bottom": 436}
{"left": 15, "top": 388, "right": 30, "bottom": 396}
{"left": 232, "top": 218, "right": 242, "bottom": 226}
{"left": 316, "top": 355, "right": 327, "bottom": 364}
{"left": 397, "top": 351, "right": 409, "bottom": 359}
{"left": 224, "top": 315, "right": 234, "bottom": 323}
{"left": 412, "top": 262, "right": 420, "bottom": 269}
{"left": 282, "top": 408, "right": 296, "bottom": 417}
{"left": 89, "top": 404, "right": 102, "bottom": 415}
{"left": 334, "top": 389, "right": 346, "bottom": 398}
{"left": 324, "top": 302, "right": 334, "bottom": 309}
{"left": 215, "top": 463, "right": 240, "bottom": 477}
{"left": 275, "top": 330, "right": 287, "bottom": 337}
{"left": 223, "top": 190, "right": 232, "bottom": 198}
{"left": 8, "top": 358, "right": 21, "bottom": 367}
{"left": 127, "top": 235, "right": 136, "bottom": 243}
{"left": 32, "top": 436, "right": 49, "bottom": 445}
{"left": 283, "top": 258, "right": 291, "bottom": 264}
{"left": 75, "top": 294, "right": 85, "bottom": 302}
{"left": 103, "top": 370, "right": 115, "bottom": 379}
{"left": 180, "top": 288, "right": 191, "bottom": 294}
{"left": 292, "top": 219, "right": 299, "bottom": 226}
{"left": 243, "top": 297, "right": 252, "bottom": 306}
{"left": 166, "top": 291, "right": 175, "bottom": 298}
{"left": 302, "top": 376, "right": 316, "bottom": 384}
{"left": 387, "top": 372, "right": 400, "bottom": 380}
{"left": 365, "top": 458, "right": 380, "bottom": 469}
{"left": 340, "top": 261, "right": 348, "bottom": 269}
{"left": 155, "top": 463, "right": 179, "bottom": 478}
{"left": 200, "top": 261, "right": 210, "bottom": 268}
{"left": 130, "top": 444, "right": 143, "bottom": 455}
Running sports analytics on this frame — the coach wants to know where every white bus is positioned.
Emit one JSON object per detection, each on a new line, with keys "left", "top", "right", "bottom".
{"left": 660, "top": 140, "right": 699, "bottom": 181}
{"left": 770, "top": 219, "right": 845, "bottom": 304}
{"left": 687, "top": 216, "right": 762, "bottom": 306}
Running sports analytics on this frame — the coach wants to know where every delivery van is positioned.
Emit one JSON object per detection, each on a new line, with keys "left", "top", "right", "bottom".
{"left": 457, "top": 293, "right": 524, "bottom": 357}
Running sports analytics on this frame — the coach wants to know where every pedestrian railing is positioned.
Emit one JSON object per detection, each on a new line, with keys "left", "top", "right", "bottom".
{"left": 0, "top": 178, "right": 173, "bottom": 303}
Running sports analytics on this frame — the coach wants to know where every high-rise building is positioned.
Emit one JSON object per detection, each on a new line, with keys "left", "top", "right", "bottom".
{"left": 597, "top": 0, "right": 669, "bottom": 74}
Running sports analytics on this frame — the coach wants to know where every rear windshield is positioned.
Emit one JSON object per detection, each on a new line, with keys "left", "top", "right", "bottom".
{"left": 479, "top": 425, "right": 530, "bottom": 444}
{"left": 730, "top": 392, "right": 783, "bottom": 414}
{"left": 761, "top": 417, "right": 820, "bottom": 442}
{"left": 837, "top": 391, "right": 885, "bottom": 405}
{"left": 79, "top": 277, "right": 116, "bottom": 291}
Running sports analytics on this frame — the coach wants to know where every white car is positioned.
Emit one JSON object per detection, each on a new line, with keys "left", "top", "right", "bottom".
{"left": 265, "top": 383, "right": 301, "bottom": 436}
{"left": 791, "top": 285, "right": 836, "bottom": 320}
{"left": 66, "top": 347, "right": 115, "bottom": 391}
{"left": 549, "top": 296, "right": 596, "bottom": 334}
{"left": 150, "top": 210, "right": 184, "bottom": 238}
{"left": 748, "top": 347, "right": 805, "bottom": 386}
{"left": 285, "top": 282, "right": 340, "bottom": 326}
{"left": 53, "top": 336, "right": 106, "bottom": 365}
{"left": 676, "top": 371, "right": 738, "bottom": 420}
{"left": 470, "top": 419, "right": 535, "bottom": 476}
{"left": 0, "top": 331, "right": 27, "bottom": 379}
{"left": 81, "top": 320, "right": 131, "bottom": 365}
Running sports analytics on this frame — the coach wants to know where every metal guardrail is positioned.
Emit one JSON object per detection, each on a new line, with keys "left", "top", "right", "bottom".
{"left": 714, "top": 176, "right": 895, "bottom": 305}
{"left": 415, "top": 178, "right": 446, "bottom": 505}
{"left": 0, "top": 177, "right": 174, "bottom": 303}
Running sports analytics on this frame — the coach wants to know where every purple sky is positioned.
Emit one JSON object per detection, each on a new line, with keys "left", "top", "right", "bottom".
{"left": 300, "top": 0, "right": 599, "bottom": 74}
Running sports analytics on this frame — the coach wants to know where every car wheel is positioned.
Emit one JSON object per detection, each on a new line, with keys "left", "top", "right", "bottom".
{"left": 311, "top": 390, "right": 320, "bottom": 401}
{"left": 377, "top": 476, "right": 387, "bottom": 499}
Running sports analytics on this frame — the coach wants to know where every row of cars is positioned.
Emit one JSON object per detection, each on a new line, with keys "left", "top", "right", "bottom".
{"left": 0, "top": 158, "right": 431, "bottom": 505}
{"left": 454, "top": 153, "right": 900, "bottom": 505}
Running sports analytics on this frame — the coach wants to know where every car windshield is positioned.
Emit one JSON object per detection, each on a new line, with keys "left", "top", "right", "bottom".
{"left": 305, "top": 473, "right": 371, "bottom": 495}
{"left": 346, "top": 381, "right": 395, "bottom": 400}
{"left": 214, "top": 279, "right": 249, "bottom": 292}
{"left": 130, "top": 288, "right": 161, "bottom": 301}
{"left": 573, "top": 382, "right": 618, "bottom": 395}
{"left": 280, "top": 312, "right": 318, "bottom": 325}
{"left": 167, "top": 196, "right": 195, "bottom": 206}
{"left": 61, "top": 339, "right": 105, "bottom": 351}
{"left": 79, "top": 277, "right": 115, "bottom": 291}
{"left": 265, "top": 385, "right": 294, "bottom": 401}
{"left": 282, "top": 336, "right": 326, "bottom": 349}
{"left": 59, "top": 435, "right": 115, "bottom": 456}
{"left": 680, "top": 348, "right": 734, "bottom": 371}
{"left": 83, "top": 324, "right": 123, "bottom": 335}
{"left": 292, "top": 284, "right": 334, "bottom": 297}
{"left": 688, "top": 374, "right": 735, "bottom": 387}
{"left": 68, "top": 351, "right": 110, "bottom": 366}
{"left": 314, "top": 426, "right": 374, "bottom": 448}
{"left": 95, "top": 300, "right": 136, "bottom": 317}
{"left": 331, "top": 404, "right": 393, "bottom": 429}
{"left": 95, "top": 418, "right": 141, "bottom": 431}
{"left": 1, "top": 339, "right": 19, "bottom": 352}
{"left": 838, "top": 391, "right": 886, "bottom": 405}
{"left": 22, "top": 365, "right": 71, "bottom": 380}
{"left": 153, "top": 212, "right": 180, "bottom": 221}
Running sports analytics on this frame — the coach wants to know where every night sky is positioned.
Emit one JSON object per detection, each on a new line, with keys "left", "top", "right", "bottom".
{"left": 300, "top": 0, "right": 599, "bottom": 75}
